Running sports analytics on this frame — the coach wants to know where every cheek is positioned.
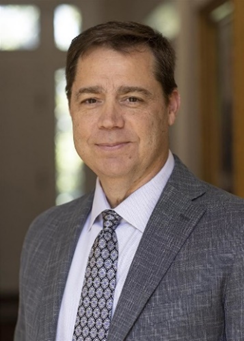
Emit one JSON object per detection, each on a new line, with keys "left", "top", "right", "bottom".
{"left": 145, "top": 115, "right": 165, "bottom": 143}
{"left": 72, "top": 116, "right": 90, "bottom": 140}
{"left": 72, "top": 121, "right": 82, "bottom": 140}
{"left": 71, "top": 114, "right": 79, "bottom": 130}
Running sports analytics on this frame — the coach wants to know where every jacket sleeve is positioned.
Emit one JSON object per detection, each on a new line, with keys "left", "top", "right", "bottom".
{"left": 14, "top": 290, "right": 26, "bottom": 341}
{"left": 224, "top": 243, "right": 244, "bottom": 340}
{"left": 13, "top": 207, "right": 57, "bottom": 341}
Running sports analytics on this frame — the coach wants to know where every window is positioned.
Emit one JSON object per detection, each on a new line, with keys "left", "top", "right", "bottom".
{"left": 55, "top": 69, "right": 84, "bottom": 205}
{"left": 145, "top": 2, "right": 179, "bottom": 40}
{"left": 0, "top": 5, "right": 40, "bottom": 50}
{"left": 54, "top": 4, "right": 82, "bottom": 51}
{"left": 54, "top": 4, "right": 83, "bottom": 204}
{"left": 0, "top": 4, "right": 84, "bottom": 204}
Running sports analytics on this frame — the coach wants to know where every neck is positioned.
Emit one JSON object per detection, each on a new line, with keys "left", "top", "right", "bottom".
{"left": 99, "top": 163, "right": 166, "bottom": 208}
{"left": 100, "top": 179, "right": 135, "bottom": 208}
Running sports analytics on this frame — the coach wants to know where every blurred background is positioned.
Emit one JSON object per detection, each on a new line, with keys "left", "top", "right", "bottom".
{"left": 0, "top": 0, "right": 243, "bottom": 339}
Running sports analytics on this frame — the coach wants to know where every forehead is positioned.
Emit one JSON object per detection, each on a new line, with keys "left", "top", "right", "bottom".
{"left": 74, "top": 46, "right": 157, "bottom": 83}
{"left": 81, "top": 44, "right": 155, "bottom": 60}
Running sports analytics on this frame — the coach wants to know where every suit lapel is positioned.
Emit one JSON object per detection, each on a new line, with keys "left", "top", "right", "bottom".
{"left": 40, "top": 193, "right": 94, "bottom": 341}
{"left": 108, "top": 157, "right": 207, "bottom": 341}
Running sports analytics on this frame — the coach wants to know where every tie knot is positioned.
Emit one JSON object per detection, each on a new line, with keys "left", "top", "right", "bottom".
{"left": 102, "top": 210, "right": 121, "bottom": 230}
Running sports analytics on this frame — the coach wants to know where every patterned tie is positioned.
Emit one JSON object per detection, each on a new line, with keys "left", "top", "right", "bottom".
{"left": 73, "top": 210, "right": 121, "bottom": 341}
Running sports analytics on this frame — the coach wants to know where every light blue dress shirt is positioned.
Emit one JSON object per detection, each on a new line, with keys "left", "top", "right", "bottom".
{"left": 56, "top": 151, "right": 174, "bottom": 341}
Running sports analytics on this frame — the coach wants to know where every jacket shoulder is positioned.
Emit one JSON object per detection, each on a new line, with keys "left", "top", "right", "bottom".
{"left": 170, "top": 155, "right": 244, "bottom": 228}
{"left": 21, "top": 193, "right": 94, "bottom": 269}
{"left": 28, "top": 192, "right": 93, "bottom": 234}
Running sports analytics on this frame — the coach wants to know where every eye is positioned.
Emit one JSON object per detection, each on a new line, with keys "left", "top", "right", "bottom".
{"left": 121, "top": 95, "right": 144, "bottom": 107}
{"left": 127, "top": 97, "right": 140, "bottom": 102}
{"left": 82, "top": 98, "right": 97, "bottom": 104}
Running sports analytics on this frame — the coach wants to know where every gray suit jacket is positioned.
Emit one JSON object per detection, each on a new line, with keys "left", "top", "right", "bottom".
{"left": 15, "top": 156, "right": 244, "bottom": 341}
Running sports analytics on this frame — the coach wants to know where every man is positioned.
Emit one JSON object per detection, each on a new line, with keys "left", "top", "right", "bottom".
{"left": 15, "top": 21, "right": 244, "bottom": 341}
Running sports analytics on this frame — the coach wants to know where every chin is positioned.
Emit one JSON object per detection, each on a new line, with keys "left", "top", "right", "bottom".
{"left": 96, "top": 166, "right": 131, "bottom": 180}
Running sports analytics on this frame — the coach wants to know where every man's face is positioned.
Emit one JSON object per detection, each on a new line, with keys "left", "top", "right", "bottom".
{"left": 69, "top": 46, "right": 179, "bottom": 191}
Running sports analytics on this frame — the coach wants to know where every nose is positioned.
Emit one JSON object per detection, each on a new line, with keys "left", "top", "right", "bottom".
{"left": 98, "top": 101, "right": 124, "bottom": 129}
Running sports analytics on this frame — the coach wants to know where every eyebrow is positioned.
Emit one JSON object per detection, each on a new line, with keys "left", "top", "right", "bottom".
{"left": 117, "top": 86, "right": 153, "bottom": 98}
{"left": 74, "top": 85, "right": 153, "bottom": 100}
{"left": 75, "top": 86, "right": 104, "bottom": 100}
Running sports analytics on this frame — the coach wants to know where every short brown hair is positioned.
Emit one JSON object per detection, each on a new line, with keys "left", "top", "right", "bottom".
{"left": 65, "top": 21, "right": 177, "bottom": 102}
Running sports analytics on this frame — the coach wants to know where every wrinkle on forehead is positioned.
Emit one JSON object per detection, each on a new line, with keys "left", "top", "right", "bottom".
{"left": 71, "top": 46, "right": 164, "bottom": 103}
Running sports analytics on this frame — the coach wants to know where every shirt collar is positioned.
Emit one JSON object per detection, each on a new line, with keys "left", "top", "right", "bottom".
{"left": 88, "top": 151, "right": 174, "bottom": 232}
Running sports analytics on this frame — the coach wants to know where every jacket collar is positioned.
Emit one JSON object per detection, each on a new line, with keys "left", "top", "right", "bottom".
{"left": 107, "top": 155, "right": 207, "bottom": 340}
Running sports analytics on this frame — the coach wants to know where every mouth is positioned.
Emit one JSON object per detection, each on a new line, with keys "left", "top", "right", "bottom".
{"left": 95, "top": 142, "right": 130, "bottom": 151}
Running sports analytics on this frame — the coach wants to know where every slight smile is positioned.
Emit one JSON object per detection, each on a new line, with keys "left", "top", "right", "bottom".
{"left": 95, "top": 142, "right": 131, "bottom": 151}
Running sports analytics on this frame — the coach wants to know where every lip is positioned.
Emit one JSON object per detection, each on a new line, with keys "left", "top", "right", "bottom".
{"left": 95, "top": 142, "right": 131, "bottom": 151}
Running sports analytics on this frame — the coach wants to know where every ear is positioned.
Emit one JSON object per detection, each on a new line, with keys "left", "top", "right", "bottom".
{"left": 167, "top": 89, "right": 180, "bottom": 126}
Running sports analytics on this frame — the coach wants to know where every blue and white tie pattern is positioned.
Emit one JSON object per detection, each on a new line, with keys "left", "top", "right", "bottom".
{"left": 73, "top": 210, "right": 121, "bottom": 341}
